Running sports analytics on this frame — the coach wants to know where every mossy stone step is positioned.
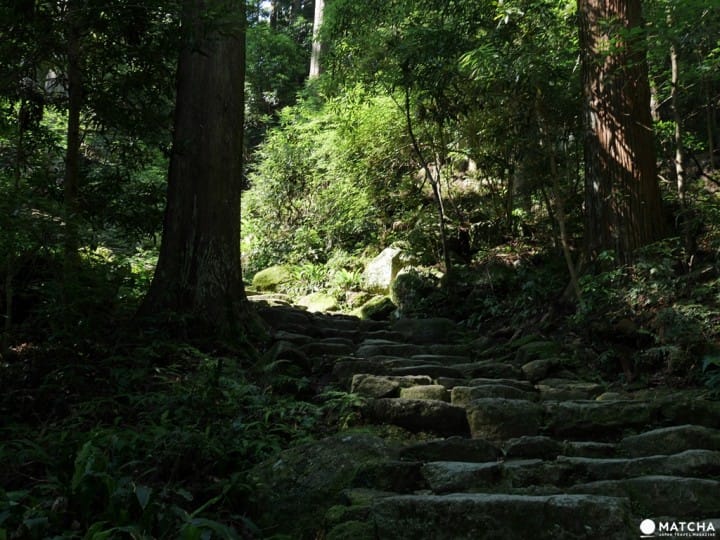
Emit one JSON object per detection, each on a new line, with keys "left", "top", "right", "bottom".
{"left": 371, "top": 493, "right": 634, "bottom": 540}
{"left": 618, "top": 425, "right": 720, "bottom": 458}
{"left": 366, "top": 398, "right": 470, "bottom": 436}
{"left": 451, "top": 384, "right": 537, "bottom": 406}
{"left": 568, "top": 475, "right": 720, "bottom": 517}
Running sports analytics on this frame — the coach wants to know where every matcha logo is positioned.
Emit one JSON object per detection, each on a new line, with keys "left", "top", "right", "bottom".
{"left": 640, "top": 518, "right": 717, "bottom": 538}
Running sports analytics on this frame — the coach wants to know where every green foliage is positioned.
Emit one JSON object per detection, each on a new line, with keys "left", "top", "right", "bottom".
{"left": 703, "top": 351, "right": 720, "bottom": 397}
{"left": 0, "top": 338, "right": 335, "bottom": 539}
{"left": 242, "top": 88, "right": 414, "bottom": 274}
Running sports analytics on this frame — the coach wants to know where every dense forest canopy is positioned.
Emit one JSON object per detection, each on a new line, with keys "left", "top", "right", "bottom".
{"left": 1, "top": 0, "right": 720, "bottom": 537}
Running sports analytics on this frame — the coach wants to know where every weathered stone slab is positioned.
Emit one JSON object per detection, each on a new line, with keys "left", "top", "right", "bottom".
{"left": 453, "top": 361, "right": 523, "bottom": 380}
{"left": 352, "top": 460, "right": 427, "bottom": 493}
{"left": 388, "top": 365, "right": 465, "bottom": 379}
{"left": 466, "top": 399, "right": 543, "bottom": 442}
{"left": 399, "top": 436, "right": 501, "bottom": 463}
{"left": 392, "top": 317, "right": 460, "bottom": 344}
{"left": 563, "top": 441, "right": 616, "bottom": 459}
{"left": 504, "top": 436, "right": 563, "bottom": 460}
{"left": 468, "top": 377, "right": 535, "bottom": 391}
{"left": 452, "top": 384, "right": 535, "bottom": 406}
{"left": 351, "top": 374, "right": 433, "bottom": 398}
{"left": 535, "top": 378, "right": 605, "bottom": 401}
{"left": 422, "top": 461, "right": 501, "bottom": 493}
{"left": 367, "top": 398, "right": 469, "bottom": 436}
{"left": 544, "top": 400, "right": 654, "bottom": 438}
{"left": 371, "top": 493, "right": 634, "bottom": 540}
{"left": 411, "top": 354, "right": 472, "bottom": 365}
{"left": 400, "top": 384, "right": 449, "bottom": 402}
{"left": 355, "top": 340, "right": 425, "bottom": 358}
{"left": 558, "top": 450, "right": 720, "bottom": 484}
{"left": 568, "top": 475, "right": 720, "bottom": 517}
{"left": 618, "top": 425, "right": 720, "bottom": 458}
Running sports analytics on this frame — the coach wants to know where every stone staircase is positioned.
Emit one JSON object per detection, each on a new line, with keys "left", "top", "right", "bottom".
{"left": 253, "top": 303, "right": 720, "bottom": 540}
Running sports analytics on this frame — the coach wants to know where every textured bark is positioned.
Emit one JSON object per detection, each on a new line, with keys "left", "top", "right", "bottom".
{"left": 141, "top": 0, "right": 248, "bottom": 333}
{"left": 579, "top": 0, "right": 665, "bottom": 263}
{"left": 309, "top": 0, "right": 324, "bottom": 78}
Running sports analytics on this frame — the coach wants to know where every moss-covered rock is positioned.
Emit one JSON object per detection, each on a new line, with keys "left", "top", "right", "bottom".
{"left": 352, "top": 296, "right": 397, "bottom": 320}
{"left": 248, "top": 434, "right": 396, "bottom": 538}
{"left": 252, "top": 265, "right": 292, "bottom": 292}
{"left": 297, "top": 291, "right": 339, "bottom": 312}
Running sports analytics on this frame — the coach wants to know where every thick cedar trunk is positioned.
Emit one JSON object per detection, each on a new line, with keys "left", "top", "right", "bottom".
{"left": 579, "top": 0, "right": 665, "bottom": 263}
{"left": 141, "top": 0, "right": 247, "bottom": 333}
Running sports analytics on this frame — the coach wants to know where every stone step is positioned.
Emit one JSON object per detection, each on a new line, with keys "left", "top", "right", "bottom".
{"left": 370, "top": 493, "right": 634, "bottom": 539}
{"left": 365, "top": 398, "right": 470, "bottom": 436}
{"left": 451, "top": 384, "right": 537, "bottom": 405}
{"left": 618, "top": 424, "right": 720, "bottom": 458}
{"left": 399, "top": 436, "right": 502, "bottom": 463}
{"left": 503, "top": 436, "right": 616, "bottom": 460}
{"left": 544, "top": 398, "right": 720, "bottom": 438}
{"left": 437, "top": 377, "right": 535, "bottom": 392}
{"left": 418, "top": 450, "right": 720, "bottom": 494}
{"left": 568, "top": 475, "right": 720, "bottom": 518}
{"left": 534, "top": 378, "right": 605, "bottom": 400}
{"left": 351, "top": 374, "right": 434, "bottom": 398}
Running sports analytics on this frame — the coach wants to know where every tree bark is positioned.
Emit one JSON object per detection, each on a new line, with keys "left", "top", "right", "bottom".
{"left": 62, "top": 0, "right": 83, "bottom": 315}
{"left": 140, "top": 0, "right": 248, "bottom": 335}
{"left": 579, "top": 0, "right": 665, "bottom": 263}
{"left": 309, "top": 0, "right": 324, "bottom": 78}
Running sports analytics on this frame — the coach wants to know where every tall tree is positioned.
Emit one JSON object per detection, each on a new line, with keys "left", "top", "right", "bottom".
{"left": 579, "top": 0, "right": 665, "bottom": 262}
{"left": 309, "top": 0, "right": 324, "bottom": 78}
{"left": 141, "top": 0, "right": 248, "bottom": 334}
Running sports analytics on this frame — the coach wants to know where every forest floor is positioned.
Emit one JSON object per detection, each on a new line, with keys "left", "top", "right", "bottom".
{"left": 2, "top": 236, "right": 720, "bottom": 539}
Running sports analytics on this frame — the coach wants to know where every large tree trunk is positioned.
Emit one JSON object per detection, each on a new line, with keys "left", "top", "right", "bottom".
{"left": 63, "top": 0, "right": 82, "bottom": 281}
{"left": 309, "top": 0, "right": 324, "bottom": 78}
{"left": 579, "top": 0, "right": 665, "bottom": 263}
{"left": 140, "top": 0, "right": 248, "bottom": 335}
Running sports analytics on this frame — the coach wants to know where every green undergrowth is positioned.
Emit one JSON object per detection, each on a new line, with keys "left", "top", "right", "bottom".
{"left": 0, "top": 334, "right": 356, "bottom": 539}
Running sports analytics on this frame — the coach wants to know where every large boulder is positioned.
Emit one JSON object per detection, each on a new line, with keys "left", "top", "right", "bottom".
{"left": 363, "top": 247, "right": 404, "bottom": 293}
{"left": 252, "top": 265, "right": 292, "bottom": 292}
{"left": 248, "top": 434, "right": 396, "bottom": 538}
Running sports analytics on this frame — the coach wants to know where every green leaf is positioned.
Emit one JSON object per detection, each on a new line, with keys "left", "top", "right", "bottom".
{"left": 134, "top": 484, "right": 152, "bottom": 510}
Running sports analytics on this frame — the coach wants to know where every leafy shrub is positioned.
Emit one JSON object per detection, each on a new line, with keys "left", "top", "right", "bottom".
{"left": 242, "top": 87, "right": 418, "bottom": 275}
